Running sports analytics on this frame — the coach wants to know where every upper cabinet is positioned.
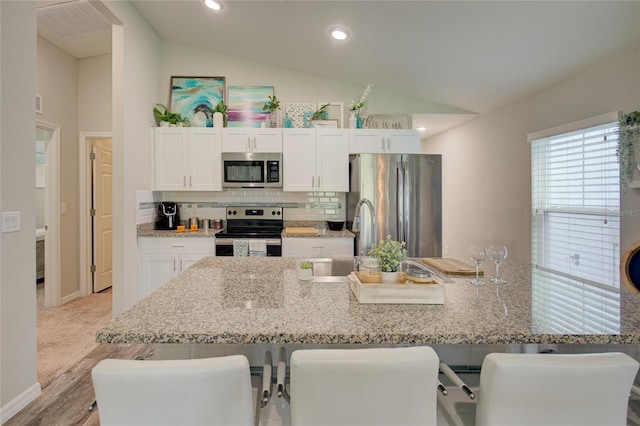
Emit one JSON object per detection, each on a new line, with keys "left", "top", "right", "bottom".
{"left": 283, "top": 129, "right": 349, "bottom": 192}
{"left": 153, "top": 127, "right": 222, "bottom": 191}
{"left": 349, "top": 129, "right": 421, "bottom": 154}
{"left": 222, "top": 128, "right": 282, "bottom": 153}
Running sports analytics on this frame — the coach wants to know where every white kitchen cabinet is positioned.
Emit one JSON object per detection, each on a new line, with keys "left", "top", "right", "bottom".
{"left": 282, "top": 237, "right": 353, "bottom": 257}
{"left": 222, "top": 128, "right": 282, "bottom": 153}
{"left": 138, "top": 237, "right": 214, "bottom": 300}
{"left": 283, "top": 129, "right": 349, "bottom": 192}
{"left": 153, "top": 127, "right": 222, "bottom": 191}
{"left": 349, "top": 129, "right": 421, "bottom": 154}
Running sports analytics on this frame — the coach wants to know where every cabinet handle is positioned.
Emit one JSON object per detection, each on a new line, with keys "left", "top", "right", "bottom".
{"left": 173, "top": 259, "right": 176, "bottom": 272}
{"left": 183, "top": 176, "right": 187, "bottom": 187}
{"left": 171, "top": 245, "right": 184, "bottom": 248}
{"left": 190, "top": 176, "right": 193, "bottom": 187}
{"left": 180, "top": 259, "right": 183, "bottom": 271}
{"left": 387, "top": 137, "right": 391, "bottom": 151}
{"left": 381, "top": 137, "right": 385, "bottom": 151}
{"left": 253, "top": 136, "right": 257, "bottom": 151}
{"left": 311, "top": 176, "right": 315, "bottom": 188}
{"left": 247, "top": 136, "right": 251, "bottom": 152}
{"left": 317, "top": 176, "right": 321, "bottom": 189}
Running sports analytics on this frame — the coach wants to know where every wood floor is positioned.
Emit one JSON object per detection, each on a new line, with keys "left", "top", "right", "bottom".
{"left": 5, "top": 343, "right": 153, "bottom": 426}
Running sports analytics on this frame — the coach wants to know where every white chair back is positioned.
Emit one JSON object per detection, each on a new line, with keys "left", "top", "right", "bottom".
{"left": 91, "top": 355, "right": 254, "bottom": 426}
{"left": 476, "top": 352, "right": 639, "bottom": 426}
{"left": 289, "top": 346, "right": 440, "bottom": 426}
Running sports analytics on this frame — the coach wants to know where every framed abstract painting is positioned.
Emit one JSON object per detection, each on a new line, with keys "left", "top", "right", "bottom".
{"left": 169, "top": 76, "right": 226, "bottom": 127}
{"left": 227, "top": 85, "right": 274, "bottom": 127}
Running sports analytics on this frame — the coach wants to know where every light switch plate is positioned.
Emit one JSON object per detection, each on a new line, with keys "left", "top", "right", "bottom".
{"left": 1, "top": 211, "right": 21, "bottom": 233}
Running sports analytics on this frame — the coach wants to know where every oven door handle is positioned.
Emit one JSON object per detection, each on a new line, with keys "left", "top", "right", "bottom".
{"left": 215, "top": 239, "right": 281, "bottom": 246}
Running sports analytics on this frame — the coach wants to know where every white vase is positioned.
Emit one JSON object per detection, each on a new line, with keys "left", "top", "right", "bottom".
{"left": 298, "top": 268, "right": 313, "bottom": 281}
{"left": 349, "top": 111, "right": 358, "bottom": 129}
{"left": 213, "top": 112, "right": 224, "bottom": 128}
{"left": 381, "top": 271, "right": 399, "bottom": 283}
{"left": 160, "top": 121, "right": 169, "bottom": 127}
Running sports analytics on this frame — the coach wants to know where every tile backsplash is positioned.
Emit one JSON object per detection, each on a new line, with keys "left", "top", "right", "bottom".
{"left": 137, "top": 189, "right": 345, "bottom": 224}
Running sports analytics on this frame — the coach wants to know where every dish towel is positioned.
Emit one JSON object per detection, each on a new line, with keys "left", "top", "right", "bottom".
{"left": 233, "top": 240, "right": 249, "bottom": 257}
{"left": 249, "top": 240, "right": 267, "bottom": 257}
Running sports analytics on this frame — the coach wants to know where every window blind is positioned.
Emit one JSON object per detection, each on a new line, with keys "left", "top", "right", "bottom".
{"left": 531, "top": 121, "right": 620, "bottom": 334}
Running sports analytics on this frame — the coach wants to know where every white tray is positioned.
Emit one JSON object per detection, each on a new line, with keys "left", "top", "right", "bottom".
{"left": 348, "top": 273, "right": 444, "bottom": 304}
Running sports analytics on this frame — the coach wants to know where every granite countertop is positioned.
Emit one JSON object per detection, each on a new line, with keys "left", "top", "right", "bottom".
{"left": 97, "top": 257, "right": 640, "bottom": 346}
{"left": 138, "top": 223, "right": 355, "bottom": 238}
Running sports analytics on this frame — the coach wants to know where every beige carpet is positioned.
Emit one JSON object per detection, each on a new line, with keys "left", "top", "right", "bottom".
{"left": 37, "top": 283, "right": 112, "bottom": 388}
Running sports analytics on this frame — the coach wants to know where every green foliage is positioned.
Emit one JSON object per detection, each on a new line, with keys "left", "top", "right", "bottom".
{"left": 311, "top": 103, "right": 330, "bottom": 120}
{"left": 368, "top": 235, "right": 406, "bottom": 272}
{"left": 153, "top": 103, "right": 190, "bottom": 126}
{"left": 617, "top": 111, "right": 640, "bottom": 187}
{"left": 213, "top": 100, "right": 228, "bottom": 115}
{"left": 262, "top": 95, "right": 280, "bottom": 112}
{"left": 299, "top": 260, "right": 313, "bottom": 269}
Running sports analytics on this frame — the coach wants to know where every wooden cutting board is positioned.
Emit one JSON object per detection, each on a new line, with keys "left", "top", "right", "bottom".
{"left": 284, "top": 227, "right": 318, "bottom": 235}
{"left": 421, "top": 257, "right": 482, "bottom": 276}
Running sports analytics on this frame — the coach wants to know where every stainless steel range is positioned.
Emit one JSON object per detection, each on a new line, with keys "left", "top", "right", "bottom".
{"left": 214, "top": 206, "right": 283, "bottom": 256}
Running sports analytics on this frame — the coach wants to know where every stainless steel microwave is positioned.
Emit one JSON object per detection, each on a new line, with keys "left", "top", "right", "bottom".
{"left": 222, "top": 152, "right": 282, "bottom": 188}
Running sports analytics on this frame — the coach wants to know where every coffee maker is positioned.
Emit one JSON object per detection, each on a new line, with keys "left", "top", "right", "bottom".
{"left": 156, "top": 202, "right": 180, "bottom": 230}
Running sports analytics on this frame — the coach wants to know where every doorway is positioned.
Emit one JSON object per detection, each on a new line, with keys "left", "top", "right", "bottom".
{"left": 36, "top": 120, "right": 61, "bottom": 308}
{"left": 80, "top": 134, "right": 113, "bottom": 294}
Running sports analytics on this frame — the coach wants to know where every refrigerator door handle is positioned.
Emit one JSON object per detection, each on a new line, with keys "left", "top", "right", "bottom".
{"left": 396, "top": 160, "right": 403, "bottom": 241}
{"left": 403, "top": 160, "right": 409, "bottom": 247}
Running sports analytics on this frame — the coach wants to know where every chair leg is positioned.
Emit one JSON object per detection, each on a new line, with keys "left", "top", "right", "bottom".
{"left": 88, "top": 400, "right": 97, "bottom": 412}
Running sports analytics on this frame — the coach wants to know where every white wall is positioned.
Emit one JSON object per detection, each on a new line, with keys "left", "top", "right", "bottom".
{"left": 36, "top": 36, "right": 80, "bottom": 299}
{"left": 78, "top": 53, "right": 112, "bottom": 133}
{"left": 160, "top": 41, "right": 463, "bottom": 121}
{"left": 0, "top": 0, "right": 40, "bottom": 421}
{"left": 425, "top": 48, "right": 640, "bottom": 263}
{"left": 104, "top": 0, "right": 162, "bottom": 315}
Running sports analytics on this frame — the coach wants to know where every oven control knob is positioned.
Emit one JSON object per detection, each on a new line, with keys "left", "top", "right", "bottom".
{"left": 277, "top": 211, "right": 281, "bottom": 215}
{"left": 271, "top": 211, "right": 276, "bottom": 215}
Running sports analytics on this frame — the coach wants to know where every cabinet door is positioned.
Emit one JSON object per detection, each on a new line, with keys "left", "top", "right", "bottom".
{"left": 283, "top": 129, "right": 316, "bottom": 191}
{"left": 349, "top": 129, "right": 387, "bottom": 154}
{"left": 222, "top": 129, "right": 251, "bottom": 152}
{"left": 189, "top": 128, "right": 222, "bottom": 191}
{"left": 139, "top": 252, "right": 177, "bottom": 299}
{"left": 253, "top": 128, "right": 282, "bottom": 152}
{"left": 316, "top": 129, "right": 349, "bottom": 192}
{"left": 154, "top": 128, "right": 189, "bottom": 190}
{"left": 386, "top": 130, "right": 421, "bottom": 154}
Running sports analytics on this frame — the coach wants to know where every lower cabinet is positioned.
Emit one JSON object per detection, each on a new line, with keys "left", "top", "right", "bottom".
{"left": 282, "top": 237, "right": 353, "bottom": 257}
{"left": 138, "top": 237, "right": 214, "bottom": 301}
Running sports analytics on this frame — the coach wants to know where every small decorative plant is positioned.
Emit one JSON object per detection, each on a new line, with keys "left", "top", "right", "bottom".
{"left": 299, "top": 260, "right": 313, "bottom": 269}
{"left": 153, "top": 103, "right": 190, "bottom": 127}
{"left": 311, "top": 103, "right": 330, "bottom": 120}
{"left": 617, "top": 110, "right": 640, "bottom": 187}
{"left": 349, "top": 83, "right": 373, "bottom": 112}
{"left": 368, "top": 235, "right": 406, "bottom": 273}
{"left": 213, "top": 100, "right": 228, "bottom": 126}
{"left": 262, "top": 95, "right": 280, "bottom": 113}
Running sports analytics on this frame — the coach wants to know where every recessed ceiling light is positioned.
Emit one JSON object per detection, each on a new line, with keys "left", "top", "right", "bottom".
{"left": 204, "top": 0, "right": 223, "bottom": 11}
{"left": 416, "top": 127, "right": 427, "bottom": 131}
{"left": 330, "top": 26, "right": 350, "bottom": 41}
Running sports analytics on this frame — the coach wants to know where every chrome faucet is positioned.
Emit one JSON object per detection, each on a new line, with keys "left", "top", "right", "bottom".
{"left": 352, "top": 198, "right": 376, "bottom": 270}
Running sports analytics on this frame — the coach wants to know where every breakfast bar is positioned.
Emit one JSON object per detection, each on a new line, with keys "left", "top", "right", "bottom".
{"left": 97, "top": 257, "right": 640, "bottom": 352}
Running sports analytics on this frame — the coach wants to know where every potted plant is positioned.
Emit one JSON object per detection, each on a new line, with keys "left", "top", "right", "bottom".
{"left": 368, "top": 234, "right": 406, "bottom": 282}
{"left": 153, "top": 103, "right": 190, "bottom": 127}
{"left": 262, "top": 95, "right": 281, "bottom": 127}
{"left": 311, "top": 103, "right": 330, "bottom": 120}
{"left": 349, "top": 83, "right": 373, "bottom": 128}
{"left": 617, "top": 110, "right": 640, "bottom": 188}
{"left": 298, "top": 260, "right": 313, "bottom": 281}
{"left": 212, "top": 100, "right": 228, "bottom": 127}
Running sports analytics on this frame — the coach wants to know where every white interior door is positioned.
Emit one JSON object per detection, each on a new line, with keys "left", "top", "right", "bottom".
{"left": 93, "top": 138, "right": 113, "bottom": 292}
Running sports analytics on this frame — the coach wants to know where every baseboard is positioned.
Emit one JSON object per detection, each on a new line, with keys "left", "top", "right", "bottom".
{"left": 60, "top": 291, "right": 80, "bottom": 305}
{"left": 0, "top": 382, "right": 41, "bottom": 424}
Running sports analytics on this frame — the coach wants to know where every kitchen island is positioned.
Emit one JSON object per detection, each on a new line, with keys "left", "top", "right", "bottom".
{"left": 98, "top": 257, "right": 640, "bottom": 350}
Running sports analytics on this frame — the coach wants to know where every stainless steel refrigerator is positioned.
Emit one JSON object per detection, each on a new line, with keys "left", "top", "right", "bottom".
{"left": 346, "top": 154, "right": 442, "bottom": 258}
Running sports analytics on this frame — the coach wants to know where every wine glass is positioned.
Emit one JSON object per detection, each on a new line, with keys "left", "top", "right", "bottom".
{"left": 468, "top": 246, "right": 486, "bottom": 286}
{"left": 488, "top": 245, "right": 508, "bottom": 284}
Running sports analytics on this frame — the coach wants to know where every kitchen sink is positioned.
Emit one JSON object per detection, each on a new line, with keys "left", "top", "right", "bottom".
{"left": 308, "top": 257, "right": 356, "bottom": 282}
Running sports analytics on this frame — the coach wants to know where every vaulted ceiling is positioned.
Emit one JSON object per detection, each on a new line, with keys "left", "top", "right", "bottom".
{"left": 37, "top": 0, "right": 640, "bottom": 133}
